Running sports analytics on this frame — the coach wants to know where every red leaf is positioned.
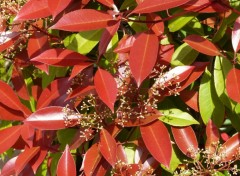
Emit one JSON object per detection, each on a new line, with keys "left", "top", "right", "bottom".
{"left": 117, "top": 144, "right": 128, "bottom": 163}
{"left": 182, "top": 0, "right": 229, "bottom": 13}
{"left": 1, "top": 156, "right": 17, "bottom": 176}
{"left": 97, "top": 0, "right": 114, "bottom": 7}
{"left": 131, "top": 0, "right": 191, "bottom": 14}
{"left": 221, "top": 132, "right": 230, "bottom": 142}
{"left": 28, "top": 31, "right": 50, "bottom": 59}
{"left": 48, "top": 0, "right": 72, "bottom": 18}
{"left": 99, "top": 21, "right": 120, "bottom": 57}
{"left": 219, "top": 133, "right": 240, "bottom": 162}
{"left": 119, "top": 108, "right": 161, "bottom": 127}
{"left": 179, "top": 90, "right": 199, "bottom": 112}
{"left": 226, "top": 68, "right": 240, "bottom": 103}
{"left": 99, "top": 128, "right": 117, "bottom": 166}
{"left": 24, "top": 106, "right": 78, "bottom": 130}
{"left": 21, "top": 124, "right": 35, "bottom": 148}
{"left": 51, "top": 9, "right": 117, "bottom": 32}
{"left": 31, "top": 48, "right": 89, "bottom": 67}
{"left": 146, "top": 13, "right": 164, "bottom": 36}
{"left": 12, "top": 65, "right": 30, "bottom": 100}
{"left": 171, "top": 126, "right": 198, "bottom": 158}
{"left": 0, "top": 126, "right": 22, "bottom": 154}
{"left": 92, "top": 157, "right": 111, "bottom": 176}
{"left": 57, "top": 145, "right": 76, "bottom": 176}
{"left": 14, "top": 0, "right": 51, "bottom": 21}
{"left": 114, "top": 35, "right": 137, "bottom": 53}
{"left": 37, "top": 78, "right": 71, "bottom": 109}
{"left": 178, "top": 62, "right": 209, "bottom": 91}
{"left": 0, "top": 102, "right": 25, "bottom": 121}
{"left": 140, "top": 120, "right": 172, "bottom": 168}
{"left": 158, "top": 44, "right": 174, "bottom": 66}
{"left": 129, "top": 32, "right": 159, "bottom": 86}
{"left": 205, "top": 120, "right": 219, "bottom": 154}
{"left": 66, "top": 85, "right": 96, "bottom": 101}
{"left": 184, "top": 35, "right": 221, "bottom": 56}
{"left": 83, "top": 144, "right": 102, "bottom": 175}
{"left": 94, "top": 68, "right": 118, "bottom": 112}
{"left": 69, "top": 63, "right": 93, "bottom": 80}
{"left": 232, "top": 16, "right": 240, "bottom": 53}
{"left": 15, "top": 147, "right": 40, "bottom": 175}
{"left": 0, "top": 31, "right": 20, "bottom": 52}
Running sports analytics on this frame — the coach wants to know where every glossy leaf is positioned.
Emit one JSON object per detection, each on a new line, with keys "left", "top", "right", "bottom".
{"left": 94, "top": 68, "right": 118, "bottom": 112}
{"left": 232, "top": 16, "right": 240, "bottom": 53}
{"left": 171, "top": 43, "right": 199, "bottom": 67}
{"left": 179, "top": 90, "right": 199, "bottom": 112}
{"left": 0, "top": 102, "right": 25, "bottom": 121}
{"left": 57, "top": 145, "right": 76, "bottom": 176}
{"left": 99, "top": 21, "right": 120, "bottom": 57}
{"left": 131, "top": 0, "right": 191, "bottom": 14}
{"left": 24, "top": 106, "right": 78, "bottom": 130}
{"left": 0, "top": 31, "right": 20, "bottom": 52}
{"left": 64, "top": 30, "right": 103, "bottom": 55}
{"left": 0, "top": 125, "right": 22, "bottom": 154}
{"left": 219, "top": 133, "right": 240, "bottom": 162}
{"left": 183, "top": 35, "right": 221, "bottom": 56}
{"left": 171, "top": 126, "right": 198, "bottom": 158}
{"left": 140, "top": 120, "right": 172, "bottom": 168}
{"left": 31, "top": 48, "right": 89, "bottom": 67}
{"left": 199, "top": 69, "right": 225, "bottom": 126}
{"left": 97, "top": 0, "right": 114, "bottom": 7}
{"left": 48, "top": 0, "right": 72, "bottom": 18}
{"left": 15, "top": 147, "right": 40, "bottom": 175}
{"left": 205, "top": 120, "right": 219, "bottom": 153}
{"left": 14, "top": 0, "right": 51, "bottom": 21}
{"left": 1, "top": 156, "right": 17, "bottom": 176}
{"left": 83, "top": 144, "right": 102, "bottom": 175}
{"left": 98, "top": 128, "right": 117, "bottom": 166}
{"left": 30, "top": 149, "right": 48, "bottom": 173}
{"left": 159, "top": 108, "right": 199, "bottom": 126}
{"left": 129, "top": 32, "right": 159, "bottom": 86}
{"left": 51, "top": 9, "right": 117, "bottom": 32}
{"left": 226, "top": 68, "right": 240, "bottom": 104}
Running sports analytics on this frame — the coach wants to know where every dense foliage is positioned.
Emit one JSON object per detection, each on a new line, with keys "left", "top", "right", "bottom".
{"left": 0, "top": 0, "right": 240, "bottom": 175}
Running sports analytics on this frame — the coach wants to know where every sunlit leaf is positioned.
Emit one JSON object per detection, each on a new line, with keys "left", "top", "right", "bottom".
{"left": 94, "top": 68, "right": 118, "bottom": 112}
{"left": 171, "top": 126, "right": 198, "bottom": 158}
{"left": 179, "top": 90, "right": 199, "bottom": 112}
{"left": 57, "top": 145, "right": 76, "bottom": 176}
{"left": 99, "top": 128, "right": 117, "bottom": 166}
{"left": 0, "top": 31, "right": 20, "bottom": 52}
{"left": 24, "top": 106, "right": 78, "bottom": 130}
{"left": 226, "top": 68, "right": 240, "bottom": 104}
{"left": 131, "top": 0, "right": 191, "bottom": 14}
{"left": 14, "top": 0, "right": 51, "bottom": 21}
{"left": 205, "top": 120, "right": 219, "bottom": 154}
{"left": 159, "top": 108, "right": 199, "bottom": 126}
{"left": 48, "top": 0, "right": 72, "bottom": 19}
{"left": 51, "top": 9, "right": 117, "bottom": 32}
{"left": 83, "top": 144, "right": 102, "bottom": 175}
{"left": 31, "top": 48, "right": 90, "bottom": 67}
{"left": 1, "top": 156, "right": 17, "bottom": 176}
{"left": 219, "top": 133, "right": 240, "bottom": 162}
{"left": 232, "top": 16, "right": 240, "bottom": 53}
{"left": 140, "top": 120, "right": 172, "bottom": 168}
{"left": 146, "top": 13, "right": 164, "bottom": 36}
{"left": 15, "top": 147, "right": 40, "bottom": 175}
{"left": 129, "top": 32, "right": 159, "bottom": 86}
{"left": 0, "top": 126, "right": 22, "bottom": 154}
{"left": 184, "top": 35, "right": 221, "bottom": 56}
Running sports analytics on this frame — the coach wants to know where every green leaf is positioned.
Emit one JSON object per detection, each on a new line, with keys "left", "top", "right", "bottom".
{"left": 128, "top": 16, "right": 148, "bottom": 33}
{"left": 199, "top": 69, "right": 225, "bottom": 127}
{"left": 168, "top": 11, "right": 197, "bottom": 32}
{"left": 159, "top": 108, "right": 199, "bottom": 126}
{"left": 123, "top": 143, "right": 137, "bottom": 164}
{"left": 212, "top": 20, "right": 228, "bottom": 43}
{"left": 64, "top": 29, "right": 103, "bottom": 55}
{"left": 184, "top": 18, "right": 204, "bottom": 35}
{"left": 120, "top": 0, "right": 137, "bottom": 10}
{"left": 57, "top": 128, "right": 77, "bottom": 149}
{"left": 171, "top": 43, "right": 199, "bottom": 67}
{"left": 214, "top": 56, "right": 235, "bottom": 109}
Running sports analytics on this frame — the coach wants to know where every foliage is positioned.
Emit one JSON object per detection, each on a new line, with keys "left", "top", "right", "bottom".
{"left": 0, "top": 0, "right": 240, "bottom": 175}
